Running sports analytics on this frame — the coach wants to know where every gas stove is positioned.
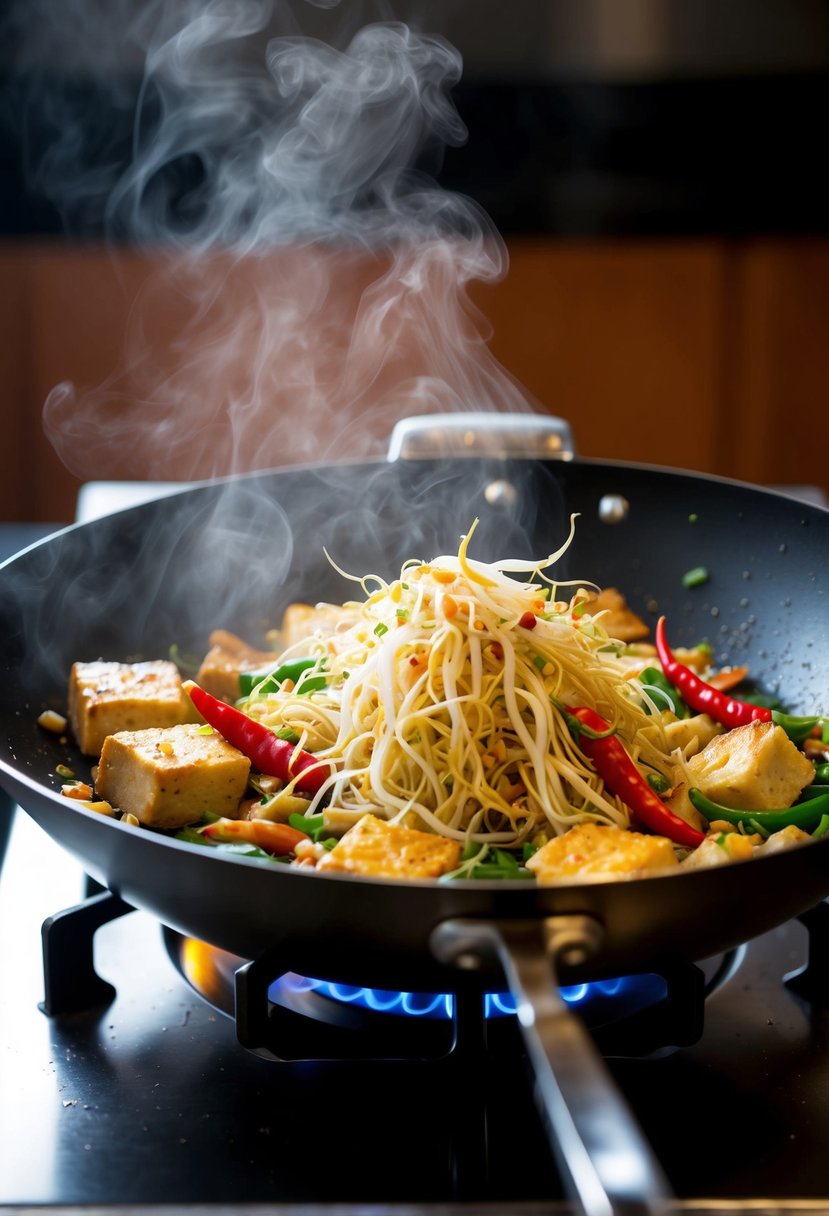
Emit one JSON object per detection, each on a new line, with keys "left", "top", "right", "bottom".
{"left": 2, "top": 502, "right": 829, "bottom": 1216}
{"left": 3, "top": 805, "right": 829, "bottom": 1215}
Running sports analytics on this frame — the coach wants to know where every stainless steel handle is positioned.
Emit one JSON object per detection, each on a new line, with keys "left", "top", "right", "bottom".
{"left": 388, "top": 412, "right": 575, "bottom": 461}
{"left": 431, "top": 916, "right": 673, "bottom": 1216}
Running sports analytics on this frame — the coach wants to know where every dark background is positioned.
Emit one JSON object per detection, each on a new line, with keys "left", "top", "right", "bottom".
{"left": 2, "top": 0, "right": 829, "bottom": 523}
{"left": 3, "top": 0, "right": 829, "bottom": 240}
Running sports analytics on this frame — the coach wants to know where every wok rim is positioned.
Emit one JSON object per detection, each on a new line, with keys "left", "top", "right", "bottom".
{"left": 2, "top": 447, "right": 826, "bottom": 583}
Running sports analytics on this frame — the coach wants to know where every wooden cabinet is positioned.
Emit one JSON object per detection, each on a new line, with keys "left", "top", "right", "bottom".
{"left": 2, "top": 237, "right": 827, "bottom": 522}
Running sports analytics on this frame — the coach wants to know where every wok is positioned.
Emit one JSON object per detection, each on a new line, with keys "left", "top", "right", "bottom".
{"left": 2, "top": 414, "right": 829, "bottom": 1216}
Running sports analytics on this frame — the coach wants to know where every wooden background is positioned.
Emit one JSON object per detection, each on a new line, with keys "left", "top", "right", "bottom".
{"left": 2, "top": 236, "right": 827, "bottom": 522}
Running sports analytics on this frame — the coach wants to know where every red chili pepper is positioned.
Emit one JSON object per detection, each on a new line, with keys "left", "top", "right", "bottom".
{"left": 518, "top": 611, "right": 537, "bottom": 630}
{"left": 563, "top": 704, "right": 705, "bottom": 847}
{"left": 654, "top": 617, "right": 820, "bottom": 741}
{"left": 184, "top": 681, "right": 329, "bottom": 796}
{"left": 654, "top": 617, "right": 770, "bottom": 729}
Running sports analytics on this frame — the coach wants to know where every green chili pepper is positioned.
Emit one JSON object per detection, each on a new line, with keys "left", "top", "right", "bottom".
{"left": 813, "top": 763, "right": 829, "bottom": 783}
{"left": 646, "top": 771, "right": 671, "bottom": 795}
{"left": 688, "top": 787, "right": 829, "bottom": 834}
{"left": 639, "top": 667, "right": 690, "bottom": 718}
{"left": 770, "top": 711, "right": 822, "bottom": 744}
{"left": 240, "top": 657, "right": 324, "bottom": 697}
{"left": 801, "top": 785, "right": 829, "bottom": 800}
{"left": 812, "top": 815, "right": 829, "bottom": 839}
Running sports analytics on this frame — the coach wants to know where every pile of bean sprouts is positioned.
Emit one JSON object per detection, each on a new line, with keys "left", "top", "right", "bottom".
{"left": 241, "top": 520, "right": 676, "bottom": 858}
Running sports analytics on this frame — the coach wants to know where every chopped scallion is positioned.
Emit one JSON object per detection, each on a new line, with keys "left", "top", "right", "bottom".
{"left": 682, "top": 566, "right": 709, "bottom": 589}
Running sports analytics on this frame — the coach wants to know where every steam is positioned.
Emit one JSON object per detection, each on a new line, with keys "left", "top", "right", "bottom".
{"left": 10, "top": 0, "right": 539, "bottom": 482}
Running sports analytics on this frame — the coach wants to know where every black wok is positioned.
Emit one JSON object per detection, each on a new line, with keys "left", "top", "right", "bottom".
{"left": 2, "top": 423, "right": 829, "bottom": 1215}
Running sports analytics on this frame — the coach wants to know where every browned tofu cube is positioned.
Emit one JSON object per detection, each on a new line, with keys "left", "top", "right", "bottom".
{"left": 278, "top": 603, "right": 355, "bottom": 647}
{"left": 526, "top": 823, "right": 678, "bottom": 884}
{"left": 95, "top": 723, "right": 251, "bottom": 830}
{"left": 195, "top": 630, "right": 277, "bottom": 704}
{"left": 316, "top": 813, "right": 461, "bottom": 879}
{"left": 681, "top": 720, "right": 815, "bottom": 811}
{"left": 587, "top": 587, "right": 650, "bottom": 642}
{"left": 68, "top": 660, "right": 197, "bottom": 756}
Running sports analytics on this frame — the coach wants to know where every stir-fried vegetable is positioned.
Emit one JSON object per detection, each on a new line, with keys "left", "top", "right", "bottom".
{"left": 56, "top": 520, "right": 828, "bottom": 885}
{"left": 688, "top": 788, "right": 829, "bottom": 835}
{"left": 561, "top": 705, "right": 705, "bottom": 848}
{"left": 184, "top": 681, "right": 330, "bottom": 796}
{"left": 655, "top": 617, "right": 819, "bottom": 741}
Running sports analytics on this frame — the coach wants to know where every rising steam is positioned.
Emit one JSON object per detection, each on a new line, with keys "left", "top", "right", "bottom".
{"left": 12, "top": 0, "right": 538, "bottom": 481}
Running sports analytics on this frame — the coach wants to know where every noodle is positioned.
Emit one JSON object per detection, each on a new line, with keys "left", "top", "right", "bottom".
{"left": 241, "top": 519, "right": 673, "bottom": 852}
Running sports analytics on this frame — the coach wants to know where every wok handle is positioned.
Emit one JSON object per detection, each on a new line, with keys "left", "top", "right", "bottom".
{"left": 431, "top": 916, "right": 673, "bottom": 1216}
{"left": 387, "top": 412, "right": 576, "bottom": 461}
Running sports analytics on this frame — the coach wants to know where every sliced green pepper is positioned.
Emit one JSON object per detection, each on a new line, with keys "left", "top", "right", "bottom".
{"left": 240, "top": 657, "right": 324, "bottom": 697}
{"left": 770, "top": 710, "right": 822, "bottom": 743}
{"left": 639, "top": 666, "right": 690, "bottom": 718}
{"left": 442, "top": 844, "right": 534, "bottom": 882}
{"left": 689, "top": 787, "right": 829, "bottom": 834}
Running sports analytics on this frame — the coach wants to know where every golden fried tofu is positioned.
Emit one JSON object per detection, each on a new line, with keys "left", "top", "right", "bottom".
{"left": 679, "top": 721, "right": 814, "bottom": 811}
{"left": 526, "top": 822, "right": 678, "bottom": 884}
{"left": 68, "top": 660, "right": 198, "bottom": 756}
{"left": 587, "top": 588, "right": 650, "bottom": 642}
{"left": 278, "top": 603, "right": 355, "bottom": 648}
{"left": 757, "top": 824, "right": 812, "bottom": 855}
{"left": 315, "top": 813, "right": 461, "bottom": 879}
{"left": 95, "top": 723, "right": 250, "bottom": 830}
{"left": 681, "top": 831, "right": 757, "bottom": 869}
{"left": 195, "top": 630, "right": 277, "bottom": 704}
{"left": 682, "top": 822, "right": 812, "bottom": 873}
{"left": 663, "top": 713, "right": 724, "bottom": 758}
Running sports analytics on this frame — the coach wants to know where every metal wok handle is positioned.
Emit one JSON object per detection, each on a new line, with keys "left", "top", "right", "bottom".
{"left": 431, "top": 915, "right": 673, "bottom": 1216}
{"left": 388, "top": 411, "right": 575, "bottom": 461}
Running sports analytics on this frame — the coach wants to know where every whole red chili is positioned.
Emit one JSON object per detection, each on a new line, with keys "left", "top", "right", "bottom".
{"left": 654, "top": 617, "right": 819, "bottom": 742}
{"left": 184, "top": 681, "right": 329, "bottom": 796}
{"left": 563, "top": 704, "right": 705, "bottom": 848}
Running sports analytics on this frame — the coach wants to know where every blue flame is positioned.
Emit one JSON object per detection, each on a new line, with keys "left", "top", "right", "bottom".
{"left": 269, "top": 972, "right": 663, "bottom": 1020}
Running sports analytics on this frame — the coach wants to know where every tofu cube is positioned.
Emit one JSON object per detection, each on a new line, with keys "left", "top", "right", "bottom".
{"left": 95, "top": 723, "right": 251, "bottom": 830}
{"left": 682, "top": 823, "right": 809, "bottom": 872}
{"left": 663, "top": 714, "right": 724, "bottom": 758}
{"left": 195, "top": 630, "right": 278, "bottom": 704}
{"left": 278, "top": 602, "right": 354, "bottom": 647}
{"left": 681, "top": 832, "right": 756, "bottom": 870}
{"left": 526, "top": 822, "right": 679, "bottom": 884}
{"left": 587, "top": 587, "right": 650, "bottom": 642}
{"left": 68, "top": 660, "right": 197, "bottom": 756}
{"left": 682, "top": 720, "right": 815, "bottom": 811}
{"left": 315, "top": 813, "right": 461, "bottom": 879}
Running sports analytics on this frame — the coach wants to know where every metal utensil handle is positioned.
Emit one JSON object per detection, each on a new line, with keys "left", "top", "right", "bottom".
{"left": 431, "top": 916, "right": 673, "bottom": 1216}
{"left": 388, "top": 411, "right": 575, "bottom": 461}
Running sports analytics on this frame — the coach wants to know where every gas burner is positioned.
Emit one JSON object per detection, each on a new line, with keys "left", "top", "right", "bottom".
{"left": 36, "top": 889, "right": 745, "bottom": 1066}
{"left": 163, "top": 925, "right": 743, "bottom": 1064}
